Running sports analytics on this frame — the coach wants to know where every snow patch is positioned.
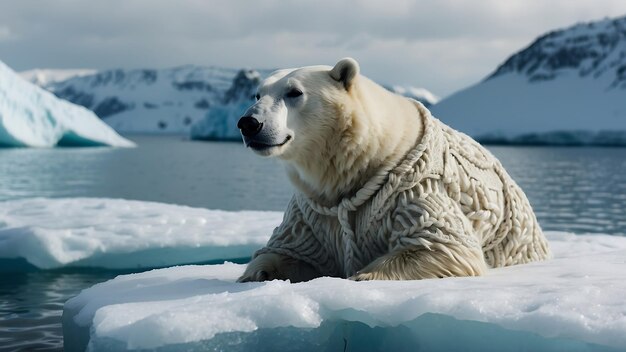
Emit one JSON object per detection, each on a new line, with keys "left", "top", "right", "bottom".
{"left": 63, "top": 232, "right": 626, "bottom": 351}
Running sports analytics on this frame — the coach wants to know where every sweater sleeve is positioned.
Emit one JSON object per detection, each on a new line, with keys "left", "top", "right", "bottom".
{"left": 253, "top": 196, "right": 338, "bottom": 276}
{"left": 389, "top": 178, "right": 481, "bottom": 252}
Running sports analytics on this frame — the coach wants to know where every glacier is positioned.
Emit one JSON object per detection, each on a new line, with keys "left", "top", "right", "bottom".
{"left": 63, "top": 232, "right": 626, "bottom": 351}
{"left": 0, "top": 198, "right": 277, "bottom": 270}
{"left": 0, "top": 60, "right": 134, "bottom": 148}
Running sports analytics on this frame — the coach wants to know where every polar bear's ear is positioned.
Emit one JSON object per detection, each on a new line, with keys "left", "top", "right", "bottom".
{"left": 330, "top": 58, "right": 359, "bottom": 90}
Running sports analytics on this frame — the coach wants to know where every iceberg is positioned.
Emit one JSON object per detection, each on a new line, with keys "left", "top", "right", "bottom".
{"left": 0, "top": 60, "right": 133, "bottom": 147}
{"left": 0, "top": 198, "right": 278, "bottom": 270}
{"left": 63, "top": 232, "right": 626, "bottom": 351}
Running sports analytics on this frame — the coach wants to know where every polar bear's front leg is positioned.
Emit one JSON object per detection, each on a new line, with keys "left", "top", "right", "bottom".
{"left": 237, "top": 252, "right": 321, "bottom": 283}
{"left": 350, "top": 243, "right": 486, "bottom": 281}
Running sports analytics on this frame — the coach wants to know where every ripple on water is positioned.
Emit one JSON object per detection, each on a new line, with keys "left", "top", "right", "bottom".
{"left": 490, "top": 146, "right": 626, "bottom": 237}
{"left": 0, "top": 271, "right": 120, "bottom": 351}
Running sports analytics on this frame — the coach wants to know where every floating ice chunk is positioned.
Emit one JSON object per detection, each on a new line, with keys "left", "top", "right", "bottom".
{"left": 0, "top": 198, "right": 278, "bottom": 270}
{"left": 64, "top": 232, "right": 626, "bottom": 351}
{"left": 0, "top": 60, "right": 133, "bottom": 147}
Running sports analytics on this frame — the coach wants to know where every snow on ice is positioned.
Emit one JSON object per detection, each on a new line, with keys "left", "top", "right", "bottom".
{"left": 0, "top": 60, "right": 134, "bottom": 148}
{"left": 63, "top": 231, "right": 626, "bottom": 351}
{"left": 0, "top": 198, "right": 278, "bottom": 270}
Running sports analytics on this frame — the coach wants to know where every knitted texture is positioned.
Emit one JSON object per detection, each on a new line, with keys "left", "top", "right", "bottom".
{"left": 255, "top": 103, "right": 551, "bottom": 278}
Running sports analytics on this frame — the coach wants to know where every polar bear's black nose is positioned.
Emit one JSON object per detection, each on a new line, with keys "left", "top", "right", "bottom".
{"left": 237, "top": 116, "right": 263, "bottom": 137}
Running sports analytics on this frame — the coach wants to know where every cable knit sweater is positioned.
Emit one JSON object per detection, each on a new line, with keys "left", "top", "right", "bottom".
{"left": 255, "top": 104, "right": 551, "bottom": 278}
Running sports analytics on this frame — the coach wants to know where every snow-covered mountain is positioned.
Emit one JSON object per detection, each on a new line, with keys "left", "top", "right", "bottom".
{"left": 432, "top": 15, "right": 626, "bottom": 145}
{"left": 19, "top": 68, "right": 97, "bottom": 86}
{"left": 384, "top": 85, "right": 439, "bottom": 107}
{"left": 0, "top": 60, "right": 133, "bottom": 148}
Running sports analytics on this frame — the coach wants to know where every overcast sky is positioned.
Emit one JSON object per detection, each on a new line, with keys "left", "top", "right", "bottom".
{"left": 1, "top": 1, "right": 625, "bottom": 98}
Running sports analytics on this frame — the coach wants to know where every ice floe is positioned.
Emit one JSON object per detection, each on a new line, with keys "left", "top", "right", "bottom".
{"left": 0, "top": 198, "right": 278, "bottom": 270}
{"left": 63, "top": 232, "right": 626, "bottom": 351}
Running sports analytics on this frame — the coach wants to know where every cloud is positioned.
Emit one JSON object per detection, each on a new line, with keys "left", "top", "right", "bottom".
{"left": 0, "top": 0, "right": 625, "bottom": 97}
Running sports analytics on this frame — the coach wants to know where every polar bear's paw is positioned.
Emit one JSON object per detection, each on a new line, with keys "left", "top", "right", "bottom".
{"left": 349, "top": 271, "right": 387, "bottom": 281}
{"left": 350, "top": 244, "right": 487, "bottom": 281}
{"left": 237, "top": 252, "right": 285, "bottom": 282}
{"left": 237, "top": 252, "right": 321, "bottom": 283}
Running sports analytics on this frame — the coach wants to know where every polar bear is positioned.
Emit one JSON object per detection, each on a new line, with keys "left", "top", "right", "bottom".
{"left": 237, "top": 58, "right": 550, "bottom": 282}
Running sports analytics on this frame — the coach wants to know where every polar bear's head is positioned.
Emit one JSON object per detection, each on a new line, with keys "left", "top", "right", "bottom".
{"left": 238, "top": 58, "right": 360, "bottom": 159}
{"left": 238, "top": 58, "right": 421, "bottom": 203}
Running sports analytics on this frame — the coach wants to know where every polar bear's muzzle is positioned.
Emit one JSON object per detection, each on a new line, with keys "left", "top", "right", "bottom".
{"left": 238, "top": 93, "right": 294, "bottom": 156}
{"left": 237, "top": 112, "right": 293, "bottom": 156}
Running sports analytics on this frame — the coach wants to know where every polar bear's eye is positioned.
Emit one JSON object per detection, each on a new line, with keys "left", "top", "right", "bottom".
{"left": 285, "top": 88, "right": 303, "bottom": 98}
